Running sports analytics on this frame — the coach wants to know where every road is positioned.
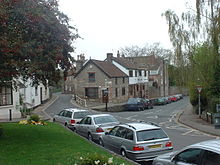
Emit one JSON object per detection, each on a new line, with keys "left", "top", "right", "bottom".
{"left": 45, "top": 93, "right": 217, "bottom": 163}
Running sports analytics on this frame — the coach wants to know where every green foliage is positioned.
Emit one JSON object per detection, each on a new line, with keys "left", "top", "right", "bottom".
{"left": 28, "top": 114, "right": 40, "bottom": 122}
{"left": 0, "top": 0, "right": 79, "bottom": 86}
{"left": 78, "top": 153, "right": 115, "bottom": 165}
{"left": 207, "top": 97, "right": 220, "bottom": 113}
{"left": 0, "top": 125, "right": 3, "bottom": 137}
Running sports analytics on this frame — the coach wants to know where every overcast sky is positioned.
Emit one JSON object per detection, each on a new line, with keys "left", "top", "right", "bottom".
{"left": 58, "top": 0, "right": 193, "bottom": 60}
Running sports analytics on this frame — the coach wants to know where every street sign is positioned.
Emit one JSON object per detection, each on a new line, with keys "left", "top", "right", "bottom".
{"left": 196, "top": 86, "right": 202, "bottom": 93}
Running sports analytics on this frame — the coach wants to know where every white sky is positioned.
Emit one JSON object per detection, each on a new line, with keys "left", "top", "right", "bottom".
{"left": 58, "top": 0, "right": 192, "bottom": 60}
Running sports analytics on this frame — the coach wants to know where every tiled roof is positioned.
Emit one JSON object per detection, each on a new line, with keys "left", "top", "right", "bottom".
{"left": 112, "top": 57, "right": 139, "bottom": 69}
{"left": 92, "top": 59, "right": 128, "bottom": 78}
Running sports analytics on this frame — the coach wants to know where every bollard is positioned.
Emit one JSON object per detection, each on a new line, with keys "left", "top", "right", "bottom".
{"left": 9, "top": 109, "right": 12, "bottom": 121}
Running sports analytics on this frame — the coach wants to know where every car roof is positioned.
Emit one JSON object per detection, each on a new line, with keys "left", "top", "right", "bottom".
{"left": 86, "top": 114, "right": 112, "bottom": 118}
{"left": 189, "top": 139, "right": 220, "bottom": 153}
{"left": 64, "top": 108, "right": 88, "bottom": 112}
{"left": 120, "top": 122, "right": 160, "bottom": 131}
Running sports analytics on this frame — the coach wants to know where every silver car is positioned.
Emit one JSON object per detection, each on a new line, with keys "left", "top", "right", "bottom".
{"left": 99, "top": 122, "right": 173, "bottom": 162}
{"left": 53, "top": 108, "right": 91, "bottom": 129}
{"left": 153, "top": 139, "right": 220, "bottom": 165}
{"left": 75, "top": 114, "right": 119, "bottom": 141}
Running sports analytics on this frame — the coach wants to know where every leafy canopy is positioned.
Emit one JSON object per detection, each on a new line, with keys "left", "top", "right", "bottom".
{"left": 0, "top": 0, "right": 79, "bottom": 86}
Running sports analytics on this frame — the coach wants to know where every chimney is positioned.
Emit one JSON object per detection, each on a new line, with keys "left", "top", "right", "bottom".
{"left": 76, "top": 54, "right": 85, "bottom": 72}
{"left": 106, "top": 53, "right": 113, "bottom": 62}
{"left": 117, "top": 50, "right": 120, "bottom": 58}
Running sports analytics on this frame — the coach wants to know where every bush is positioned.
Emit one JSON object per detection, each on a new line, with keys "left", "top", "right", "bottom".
{"left": 28, "top": 114, "right": 40, "bottom": 122}
{"left": 78, "top": 153, "right": 115, "bottom": 165}
{"left": 208, "top": 97, "right": 220, "bottom": 113}
{"left": 0, "top": 125, "right": 3, "bottom": 137}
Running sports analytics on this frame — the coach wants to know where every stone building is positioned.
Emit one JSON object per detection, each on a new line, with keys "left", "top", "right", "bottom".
{"left": 74, "top": 59, "right": 129, "bottom": 103}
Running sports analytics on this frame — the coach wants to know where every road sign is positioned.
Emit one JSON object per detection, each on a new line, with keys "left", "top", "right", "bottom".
{"left": 196, "top": 86, "right": 202, "bottom": 93}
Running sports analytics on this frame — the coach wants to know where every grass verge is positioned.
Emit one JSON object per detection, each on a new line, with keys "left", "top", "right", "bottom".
{"left": 0, "top": 122, "right": 133, "bottom": 165}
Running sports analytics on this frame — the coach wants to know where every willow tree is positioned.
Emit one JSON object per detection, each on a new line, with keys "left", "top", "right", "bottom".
{"left": 0, "top": 0, "right": 79, "bottom": 87}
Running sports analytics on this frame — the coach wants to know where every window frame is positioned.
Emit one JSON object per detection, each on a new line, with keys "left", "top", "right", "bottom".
{"left": 88, "top": 72, "right": 95, "bottom": 82}
{"left": 0, "top": 83, "right": 13, "bottom": 106}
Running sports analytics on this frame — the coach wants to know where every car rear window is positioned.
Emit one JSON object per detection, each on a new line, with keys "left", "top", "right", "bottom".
{"left": 94, "top": 116, "right": 118, "bottom": 124}
{"left": 136, "top": 129, "right": 168, "bottom": 141}
{"left": 127, "top": 98, "right": 141, "bottom": 104}
{"left": 73, "top": 111, "right": 90, "bottom": 119}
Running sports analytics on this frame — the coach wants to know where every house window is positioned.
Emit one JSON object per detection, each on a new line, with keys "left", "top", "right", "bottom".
{"left": 35, "top": 86, "right": 38, "bottom": 96}
{"left": 135, "top": 70, "right": 137, "bottom": 77}
{"left": 88, "top": 72, "right": 95, "bottom": 82}
{"left": 144, "top": 71, "right": 147, "bottom": 77}
{"left": 122, "top": 77, "right": 125, "bottom": 83}
{"left": 85, "top": 87, "right": 98, "bottom": 99}
{"left": 0, "top": 84, "right": 12, "bottom": 106}
{"left": 139, "top": 70, "right": 142, "bottom": 76}
{"left": 122, "top": 87, "right": 125, "bottom": 96}
{"left": 115, "top": 78, "right": 118, "bottom": 85}
{"left": 129, "top": 70, "right": 133, "bottom": 77}
{"left": 115, "top": 88, "right": 118, "bottom": 97}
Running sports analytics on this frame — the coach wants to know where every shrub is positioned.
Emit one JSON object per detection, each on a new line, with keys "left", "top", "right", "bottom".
{"left": 28, "top": 114, "right": 40, "bottom": 122}
{"left": 78, "top": 153, "right": 115, "bottom": 165}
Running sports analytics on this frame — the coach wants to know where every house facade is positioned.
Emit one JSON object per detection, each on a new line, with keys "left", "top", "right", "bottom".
{"left": 126, "top": 55, "right": 169, "bottom": 98}
{"left": 0, "top": 82, "right": 21, "bottom": 119}
{"left": 74, "top": 59, "right": 129, "bottom": 103}
{"left": 19, "top": 79, "right": 50, "bottom": 109}
{"left": 0, "top": 79, "right": 50, "bottom": 119}
{"left": 105, "top": 53, "right": 149, "bottom": 98}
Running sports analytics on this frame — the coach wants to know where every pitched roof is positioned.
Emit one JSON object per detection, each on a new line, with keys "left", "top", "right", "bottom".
{"left": 112, "top": 57, "right": 138, "bottom": 69}
{"left": 75, "top": 59, "right": 128, "bottom": 78}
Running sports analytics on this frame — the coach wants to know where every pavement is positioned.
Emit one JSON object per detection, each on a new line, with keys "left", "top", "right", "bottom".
{"left": 1, "top": 94, "right": 220, "bottom": 137}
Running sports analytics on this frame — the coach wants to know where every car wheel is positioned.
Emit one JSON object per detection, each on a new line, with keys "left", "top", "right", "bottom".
{"left": 64, "top": 122, "right": 67, "bottom": 126}
{"left": 53, "top": 118, "right": 55, "bottom": 122}
{"left": 99, "top": 139, "right": 104, "bottom": 147}
{"left": 120, "top": 149, "right": 126, "bottom": 157}
{"left": 88, "top": 133, "right": 93, "bottom": 141}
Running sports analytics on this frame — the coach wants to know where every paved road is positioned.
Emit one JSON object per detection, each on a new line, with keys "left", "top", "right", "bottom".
{"left": 109, "top": 97, "right": 217, "bottom": 150}
{"left": 45, "top": 94, "right": 218, "bottom": 165}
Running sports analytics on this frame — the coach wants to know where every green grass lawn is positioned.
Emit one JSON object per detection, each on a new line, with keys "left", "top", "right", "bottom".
{"left": 0, "top": 122, "right": 133, "bottom": 165}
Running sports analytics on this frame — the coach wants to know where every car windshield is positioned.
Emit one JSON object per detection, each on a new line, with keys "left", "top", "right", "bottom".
{"left": 73, "top": 111, "right": 90, "bottom": 119}
{"left": 127, "top": 98, "right": 141, "bottom": 104}
{"left": 94, "top": 116, "right": 118, "bottom": 124}
{"left": 137, "top": 129, "right": 168, "bottom": 141}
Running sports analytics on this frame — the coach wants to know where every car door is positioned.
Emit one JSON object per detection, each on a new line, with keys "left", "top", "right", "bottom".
{"left": 55, "top": 110, "right": 65, "bottom": 124}
{"left": 76, "top": 117, "right": 87, "bottom": 135}
{"left": 108, "top": 126, "right": 127, "bottom": 153}
{"left": 172, "top": 148, "right": 203, "bottom": 165}
{"left": 201, "top": 150, "right": 220, "bottom": 165}
{"left": 81, "top": 117, "right": 92, "bottom": 137}
{"left": 103, "top": 126, "right": 120, "bottom": 150}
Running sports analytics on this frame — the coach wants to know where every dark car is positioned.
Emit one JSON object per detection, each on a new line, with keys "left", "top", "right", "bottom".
{"left": 125, "top": 98, "right": 145, "bottom": 111}
{"left": 143, "top": 99, "right": 153, "bottom": 109}
{"left": 155, "top": 98, "right": 167, "bottom": 105}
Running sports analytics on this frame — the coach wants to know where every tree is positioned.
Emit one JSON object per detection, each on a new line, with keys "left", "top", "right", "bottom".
{"left": 0, "top": 0, "right": 79, "bottom": 87}
{"left": 120, "top": 43, "right": 173, "bottom": 61}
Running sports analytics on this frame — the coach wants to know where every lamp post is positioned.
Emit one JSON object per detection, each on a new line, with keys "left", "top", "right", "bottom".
{"left": 196, "top": 85, "right": 202, "bottom": 118}
{"left": 104, "top": 79, "right": 112, "bottom": 111}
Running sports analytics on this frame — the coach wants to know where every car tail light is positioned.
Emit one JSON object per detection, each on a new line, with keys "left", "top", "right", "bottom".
{"left": 70, "top": 120, "right": 75, "bottom": 124}
{"left": 133, "top": 146, "right": 144, "bottom": 151}
{"left": 165, "top": 141, "right": 172, "bottom": 147}
{"left": 96, "top": 127, "right": 104, "bottom": 132}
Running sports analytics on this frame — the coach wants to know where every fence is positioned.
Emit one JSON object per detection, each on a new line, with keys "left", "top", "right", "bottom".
{"left": 73, "top": 94, "right": 87, "bottom": 107}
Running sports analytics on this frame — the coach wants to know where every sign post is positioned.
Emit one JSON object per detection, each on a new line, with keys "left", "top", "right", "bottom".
{"left": 196, "top": 86, "right": 202, "bottom": 118}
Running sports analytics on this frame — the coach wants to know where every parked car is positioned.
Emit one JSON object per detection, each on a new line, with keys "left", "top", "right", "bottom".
{"left": 170, "top": 95, "right": 177, "bottom": 102}
{"left": 125, "top": 98, "right": 145, "bottom": 111}
{"left": 53, "top": 108, "right": 91, "bottom": 129}
{"left": 99, "top": 122, "right": 173, "bottom": 162}
{"left": 143, "top": 99, "right": 153, "bottom": 109}
{"left": 155, "top": 98, "right": 167, "bottom": 105}
{"left": 74, "top": 114, "right": 120, "bottom": 141}
{"left": 153, "top": 139, "right": 220, "bottom": 165}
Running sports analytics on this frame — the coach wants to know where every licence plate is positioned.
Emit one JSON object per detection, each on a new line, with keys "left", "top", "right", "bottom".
{"left": 148, "top": 144, "right": 162, "bottom": 149}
